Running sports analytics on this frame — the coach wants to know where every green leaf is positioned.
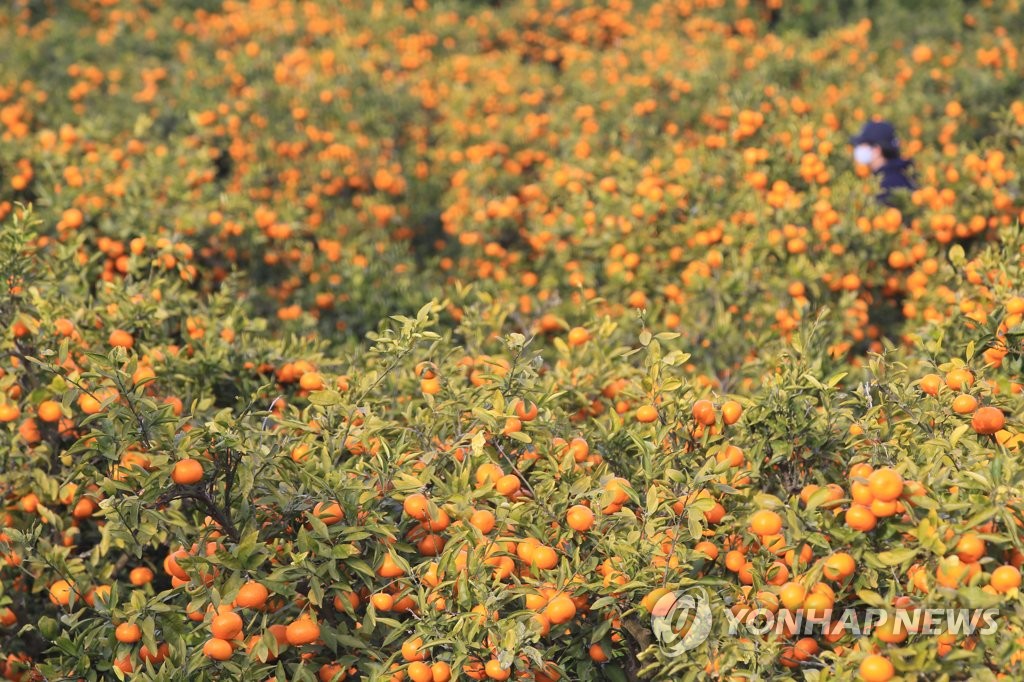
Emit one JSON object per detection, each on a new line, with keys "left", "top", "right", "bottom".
{"left": 37, "top": 616, "right": 59, "bottom": 640}
{"left": 685, "top": 507, "right": 703, "bottom": 541}
{"left": 645, "top": 487, "right": 660, "bottom": 516}
{"left": 308, "top": 390, "right": 342, "bottom": 406}
{"left": 855, "top": 589, "right": 887, "bottom": 608}
{"left": 949, "top": 423, "right": 970, "bottom": 448}
{"left": 687, "top": 496, "right": 716, "bottom": 513}
{"left": 805, "top": 486, "right": 837, "bottom": 513}
{"left": 471, "top": 431, "right": 486, "bottom": 458}
{"left": 963, "top": 508, "right": 997, "bottom": 530}
{"left": 949, "top": 243, "right": 966, "bottom": 266}
{"left": 957, "top": 586, "right": 1004, "bottom": 609}
{"left": 604, "top": 666, "right": 628, "bottom": 682}
{"left": 875, "top": 548, "right": 918, "bottom": 567}
{"left": 826, "top": 372, "right": 848, "bottom": 387}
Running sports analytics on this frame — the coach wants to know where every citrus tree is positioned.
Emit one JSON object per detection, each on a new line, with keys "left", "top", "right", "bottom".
{"left": 2, "top": 1, "right": 1024, "bottom": 681}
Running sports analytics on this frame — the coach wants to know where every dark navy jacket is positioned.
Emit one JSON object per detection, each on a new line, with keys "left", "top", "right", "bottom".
{"left": 875, "top": 158, "right": 916, "bottom": 205}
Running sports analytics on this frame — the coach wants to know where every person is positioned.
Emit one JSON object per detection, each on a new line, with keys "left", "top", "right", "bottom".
{"left": 849, "top": 120, "right": 916, "bottom": 205}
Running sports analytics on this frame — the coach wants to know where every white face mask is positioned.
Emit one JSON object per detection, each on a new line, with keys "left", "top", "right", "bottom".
{"left": 853, "top": 144, "right": 876, "bottom": 166}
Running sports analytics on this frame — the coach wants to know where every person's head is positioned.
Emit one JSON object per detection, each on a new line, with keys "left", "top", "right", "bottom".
{"left": 850, "top": 120, "right": 900, "bottom": 170}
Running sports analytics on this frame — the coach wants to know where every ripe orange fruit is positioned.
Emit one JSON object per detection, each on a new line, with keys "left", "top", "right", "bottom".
{"left": 920, "top": 373, "right": 942, "bottom": 395}
{"left": 848, "top": 462, "right": 873, "bottom": 480}
{"left": 48, "top": 580, "right": 73, "bottom": 606}
{"left": 484, "top": 659, "right": 510, "bottom": 680}
{"left": 378, "top": 553, "right": 405, "bottom": 578}
{"left": 285, "top": 616, "right": 320, "bottom": 645}
{"left": 779, "top": 582, "right": 806, "bottom": 610}
{"left": 566, "top": 505, "right": 595, "bottom": 532}
{"left": 627, "top": 290, "right": 647, "bottom": 308}
{"left": 951, "top": 393, "right": 978, "bottom": 414}
{"left": 845, "top": 505, "right": 877, "bottom": 531}
{"left": 408, "top": 661, "right": 433, "bottom": 682}
{"left": 692, "top": 399, "right": 716, "bottom": 426}
{"left": 694, "top": 540, "right": 718, "bottom": 561}
{"left": 129, "top": 566, "right": 154, "bottom": 586}
{"left": 203, "top": 637, "right": 234, "bottom": 661}
{"left": 640, "top": 587, "right": 671, "bottom": 614}
{"left": 870, "top": 498, "right": 897, "bottom": 517}
{"left": 514, "top": 399, "right": 539, "bottom": 421}
{"left": 955, "top": 533, "right": 986, "bottom": 563}
{"left": 89, "top": 585, "right": 112, "bottom": 606}
{"left": 495, "top": 474, "right": 521, "bottom": 497}
{"left": 401, "top": 636, "right": 426, "bottom": 662}
{"left": 850, "top": 480, "right": 874, "bottom": 505}
{"left": 37, "top": 400, "right": 62, "bottom": 423}
{"left": 210, "top": 611, "right": 243, "bottom": 639}
{"left": 945, "top": 368, "right": 974, "bottom": 391}
{"left": 802, "top": 591, "right": 833, "bottom": 621}
{"left": 567, "top": 327, "right": 590, "bottom": 346}
{"left": 334, "top": 591, "right": 360, "bottom": 613}
{"left": 501, "top": 417, "right": 522, "bottom": 435}
{"left": 319, "top": 663, "right": 348, "bottom": 682}
{"left": 139, "top": 642, "right": 169, "bottom": 663}
{"left": 54, "top": 318, "right": 75, "bottom": 336}
{"left": 792, "top": 637, "right": 819, "bottom": 660}
{"left": 724, "top": 550, "right": 746, "bottom": 572}
{"left": 113, "top": 656, "right": 133, "bottom": 674}
{"left": 470, "top": 509, "right": 496, "bottom": 534}
{"left": 404, "top": 493, "right": 431, "bottom": 521}
{"left": 588, "top": 642, "right": 609, "bottom": 663}
{"left": 313, "top": 501, "right": 343, "bottom": 525}
{"left": 635, "top": 404, "right": 658, "bottom": 423}
{"left": 109, "top": 329, "right": 135, "bottom": 349}
{"left": 544, "top": 594, "right": 576, "bottom": 624}
{"left": 873, "top": 617, "right": 908, "bottom": 644}
{"left": 0, "top": 402, "right": 20, "bottom": 422}
{"left": 518, "top": 540, "right": 541, "bottom": 567}
{"left": 822, "top": 552, "right": 856, "bottom": 581}
{"left": 858, "top": 654, "right": 894, "bottom": 681}
{"left": 990, "top": 565, "right": 1021, "bottom": 593}
{"left": 415, "top": 361, "right": 437, "bottom": 379}
{"left": 267, "top": 623, "right": 289, "bottom": 647}
{"left": 749, "top": 509, "right": 782, "bottom": 536}
{"left": 531, "top": 545, "right": 558, "bottom": 570}
{"left": 530, "top": 612, "right": 552, "bottom": 636}
{"left": 765, "top": 561, "right": 789, "bottom": 586}
{"left": 164, "top": 548, "right": 190, "bottom": 580}
{"left": 115, "top": 622, "right": 142, "bottom": 643}
{"left": 721, "top": 400, "right": 743, "bottom": 425}
{"left": 716, "top": 444, "right": 745, "bottom": 467}
{"left": 298, "top": 371, "right": 324, "bottom": 391}
{"left": 235, "top": 581, "right": 270, "bottom": 609}
{"left": 971, "top": 406, "right": 1005, "bottom": 435}
{"left": 171, "top": 458, "right": 204, "bottom": 485}
{"left": 936, "top": 556, "right": 970, "bottom": 588}
{"left": 867, "top": 467, "right": 903, "bottom": 502}
{"left": 370, "top": 592, "right": 394, "bottom": 611}
{"left": 564, "top": 437, "right": 590, "bottom": 462}
{"left": 417, "top": 533, "right": 446, "bottom": 556}
{"left": 431, "top": 661, "right": 452, "bottom": 682}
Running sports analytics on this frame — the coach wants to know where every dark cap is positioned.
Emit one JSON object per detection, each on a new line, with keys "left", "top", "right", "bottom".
{"left": 849, "top": 120, "right": 899, "bottom": 151}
